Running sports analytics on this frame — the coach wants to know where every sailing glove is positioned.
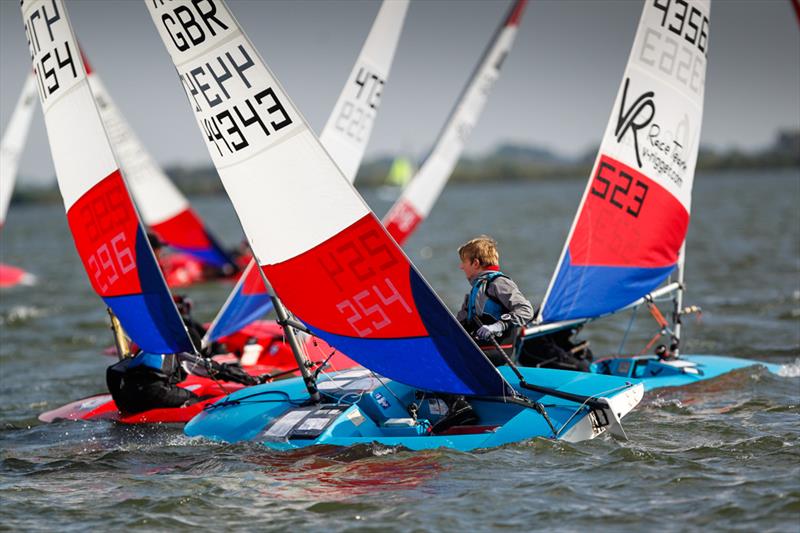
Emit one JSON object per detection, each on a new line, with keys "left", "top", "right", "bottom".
{"left": 476, "top": 321, "right": 506, "bottom": 340}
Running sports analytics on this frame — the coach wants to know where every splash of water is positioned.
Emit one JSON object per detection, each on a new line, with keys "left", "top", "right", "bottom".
{"left": 0, "top": 305, "right": 44, "bottom": 325}
{"left": 777, "top": 358, "right": 800, "bottom": 378}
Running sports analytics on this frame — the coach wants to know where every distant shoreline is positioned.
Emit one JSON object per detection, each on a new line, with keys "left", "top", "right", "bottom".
{"left": 11, "top": 130, "right": 799, "bottom": 204}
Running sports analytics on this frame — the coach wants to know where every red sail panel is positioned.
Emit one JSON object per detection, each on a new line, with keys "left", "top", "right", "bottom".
{"left": 569, "top": 155, "right": 689, "bottom": 269}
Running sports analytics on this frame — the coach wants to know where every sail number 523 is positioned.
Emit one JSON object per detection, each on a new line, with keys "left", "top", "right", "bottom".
{"left": 591, "top": 161, "right": 649, "bottom": 218}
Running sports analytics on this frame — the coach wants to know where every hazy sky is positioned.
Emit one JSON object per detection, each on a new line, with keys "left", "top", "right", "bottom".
{"left": 1, "top": 0, "right": 798, "bottom": 184}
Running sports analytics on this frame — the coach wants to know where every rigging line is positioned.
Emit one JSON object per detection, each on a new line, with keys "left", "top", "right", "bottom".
{"left": 617, "top": 305, "right": 639, "bottom": 356}
{"left": 369, "top": 371, "right": 405, "bottom": 407}
{"left": 554, "top": 382, "right": 631, "bottom": 438}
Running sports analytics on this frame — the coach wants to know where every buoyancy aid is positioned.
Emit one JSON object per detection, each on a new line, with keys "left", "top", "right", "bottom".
{"left": 467, "top": 270, "right": 509, "bottom": 325}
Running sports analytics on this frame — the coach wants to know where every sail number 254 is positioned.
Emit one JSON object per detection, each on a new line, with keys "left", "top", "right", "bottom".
{"left": 591, "top": 161, "right": 648, "bottom": 218}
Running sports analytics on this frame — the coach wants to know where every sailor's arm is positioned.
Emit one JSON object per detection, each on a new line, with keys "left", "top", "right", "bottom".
{"left": 489, "top": 277, "right": 534, "bottom": 327}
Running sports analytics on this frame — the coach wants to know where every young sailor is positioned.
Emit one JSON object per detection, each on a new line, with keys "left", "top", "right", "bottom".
{"left": 456, "top": 236, "right": 534, "bottom": 365}
{"left": 105, "top": 310, "right": 258, "bottom": 415}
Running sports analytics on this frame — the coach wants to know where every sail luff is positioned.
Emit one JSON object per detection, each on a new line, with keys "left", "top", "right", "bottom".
{"left": 20, "top": 0, "right": 195, "bottom": 355}
{"left": 0, "top": 74, "right": 38, "bottom": 228}
{"left": 538, "top": 0, "right": 710, "bottom": 324}
{"left": 382, "top": 0, "right": 527, "bottom": 245}
{"left": 146, "top": 0, "right": 512, "bottom": 397}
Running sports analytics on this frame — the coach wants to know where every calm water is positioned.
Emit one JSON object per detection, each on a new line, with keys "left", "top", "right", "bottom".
{"left": 1, "top": 170, "right": 799, "bottom": 531}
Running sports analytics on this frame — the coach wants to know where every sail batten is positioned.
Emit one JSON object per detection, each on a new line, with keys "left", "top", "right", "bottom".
{"left": 539, "top": 0, "right": 710, "bottom": 324}
{"left": 149, "top": 0, "right": 511, "bottom": 397}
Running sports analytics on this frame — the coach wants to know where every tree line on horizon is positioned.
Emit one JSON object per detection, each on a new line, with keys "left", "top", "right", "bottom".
{"left": 12, "top": 129, "right": 800, "bottom": 204}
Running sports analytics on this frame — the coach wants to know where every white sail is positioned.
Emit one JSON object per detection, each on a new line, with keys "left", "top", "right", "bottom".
{"left": 318, "top": 0, "right": 409, "bottom": 184}
{"left": 205, "top": 0, "right": 409, "bottom": 343}
{"left": 0, "top": 74, "right": 38, "bottom": 228}
{"left": 382, "top": 0, "right": 527, "bottom": 245}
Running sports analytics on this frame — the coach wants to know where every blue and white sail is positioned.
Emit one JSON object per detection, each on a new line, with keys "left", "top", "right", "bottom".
{"left": 21, "top": 0, "right": 195, "bottom": 354}
{"left": 537, "top": 0, "right": 710, "bottom": 325}
{"left": 204, "top": 0, "right": 408, "bottom": 346}
{"left": 147, "top": 0, "right": 511, "bottom": 397}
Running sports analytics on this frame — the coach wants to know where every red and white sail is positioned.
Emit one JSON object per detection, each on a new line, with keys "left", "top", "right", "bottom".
{"left": 20, "top": 0, "right": 194, "bottom": 354}
{"left": 83, "top": 54, "right": 233, "bottom": 269}
{"left": 0, "top": 74, "right": 38, "bottom": 229}
{"left": 538, "top": 0, "right": 710, "bottom": 324}
{"left": 383, "top": 0, "right": 527, "bottom": 245}
{"left": 205, "top": 0, "right": 408, "bottom": 343}
{"left": 147, "top": 0, "right": 511, "bottom": 397}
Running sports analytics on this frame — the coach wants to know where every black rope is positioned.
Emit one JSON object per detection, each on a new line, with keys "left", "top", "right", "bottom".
{"left": 203, "top": 389, "right": 305, "bottom": 410}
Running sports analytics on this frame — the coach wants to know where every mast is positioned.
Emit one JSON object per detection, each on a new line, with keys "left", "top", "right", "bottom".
{"left": 672, "top": 242, "right": 687, "bottom": 356}
{"left": 255, "top": 266, "right": 320, "bottom": 402}
{"left": 382, "top": 0, "right": 527, "bottom": 245}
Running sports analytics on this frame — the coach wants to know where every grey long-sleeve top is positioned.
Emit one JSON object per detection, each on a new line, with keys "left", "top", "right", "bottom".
{"left": 456, "top": 270, "right": 534, "bottom": 328}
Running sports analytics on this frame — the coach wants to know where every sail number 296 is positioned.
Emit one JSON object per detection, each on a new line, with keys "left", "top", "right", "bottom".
{"left": 591, "top": 161, "right": 649, "bottom": 218}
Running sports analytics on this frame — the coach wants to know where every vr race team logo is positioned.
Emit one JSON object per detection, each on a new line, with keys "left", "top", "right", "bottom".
{"left": 615, "top": 77, "right": 655, "bottom": 169}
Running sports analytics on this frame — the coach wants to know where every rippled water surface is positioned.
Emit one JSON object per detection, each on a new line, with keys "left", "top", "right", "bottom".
{"left": 1, "top": 170, "right": 798, "bottom": 531}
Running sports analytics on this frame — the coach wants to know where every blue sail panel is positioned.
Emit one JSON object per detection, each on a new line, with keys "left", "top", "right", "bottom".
{"left": 206, "top": 260, "right": 273, "bottom": 342}
{"left": 543, "top": 250, "right": 676, "bottom": 323}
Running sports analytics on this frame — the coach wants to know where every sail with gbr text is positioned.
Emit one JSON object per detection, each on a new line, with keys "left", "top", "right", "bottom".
{"left": 204, "top": 0, "right": 408, "bottom": 344}
{"left": 539, "top": 0, "right": 710, "bottom": 323}
{"left": 147, "top": 0, "right": 511, "bottom": 397}
{"left": 383, "top": 0, "right": 527, "bottom": 245}
{"left": 21, "top": 0, "right": 195, "bottom": 354}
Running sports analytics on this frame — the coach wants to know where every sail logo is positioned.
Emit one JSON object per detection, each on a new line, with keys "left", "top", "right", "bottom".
{"left": 615, "top": 78, "right": 655, "bottom": 169}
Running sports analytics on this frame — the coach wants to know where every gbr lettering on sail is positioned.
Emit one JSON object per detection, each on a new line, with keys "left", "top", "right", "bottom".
{"left": 152, "top": 0, "right": 301, "bottom": 166}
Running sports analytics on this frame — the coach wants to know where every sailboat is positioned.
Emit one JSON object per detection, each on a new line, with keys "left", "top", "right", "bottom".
{"left": 202, "top": 0, "right": 524, "bottom": 356}
{"left": 146, "top": 0, "right": 642, "bottom": 451}
{"left": 21, "top": 0, "right": 262, "bottom": 424}
{"left": 202, "top": 0, "right": 410, "bottom": 364}
{"left": 519, "top": 0, "right": 783, "bottom": 391}
{"left": 376, "top": 155, "right": 414, "bottom": 201}
{"left": 383, "top": 0, "right": 527, "bottom": 245}
{"left": 0, "top": 73, "right": 38, "bottom": 288}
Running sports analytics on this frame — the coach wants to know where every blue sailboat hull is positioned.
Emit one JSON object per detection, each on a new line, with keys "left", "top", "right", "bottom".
{"left": 591, "top": 354, "right": 783, "bottom": 392}
{"left": 184, "top": 367, "right": 643, "bottom": 452}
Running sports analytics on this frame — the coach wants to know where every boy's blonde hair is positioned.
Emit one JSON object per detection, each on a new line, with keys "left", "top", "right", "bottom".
{"left": 458, "top": 235, "right": 500, "bottom": 266}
